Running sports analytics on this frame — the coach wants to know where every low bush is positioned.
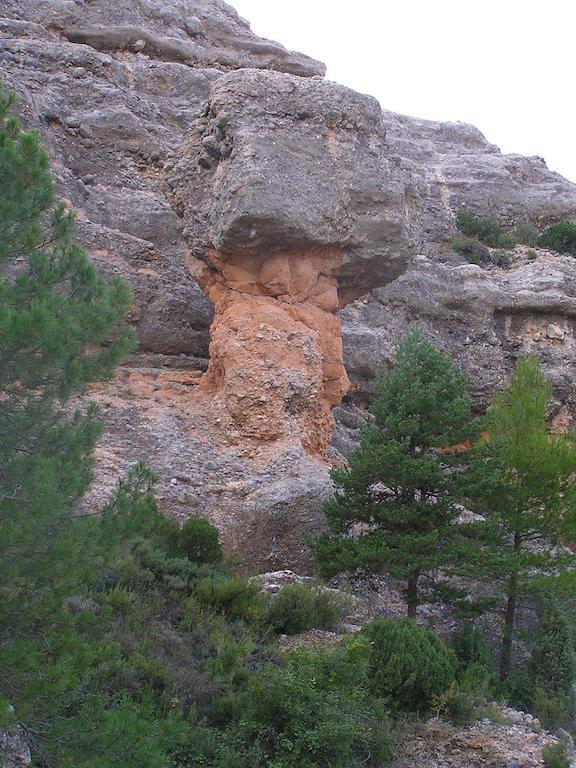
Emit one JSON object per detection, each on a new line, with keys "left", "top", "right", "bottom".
{"left": 451, "top": 236, "right": 491, "bottom": 264}
{"left": 177, "top": 515, "right": 223, "bottom": 564}
{"left": 529, "top": 605, "right": 576, "bottom": 695}
{"left": 194, "top": 574, "right": 263, "bottom": 622}
{"left": 491, "top": 249, "right": 512, "bottom": 267}
{"left": 450, "top": 622, "right": 494, "bottom": 673}
{"left": 542, "top": 741, "right": 571, "bottom": 768}
{"left": 501, "top": 669, "right": 536, "bottom": 712}
{"left": 444, "top": 687, "right": 478, "bottom": 726}
{"left": 215, "top": 644, "right": 392, "bottom": 768}
{"left": 263, "top": 583, "right": 346, "bottom": 635}
{"left": 515, "top": 221, "right": 540, "bottom": 246}
{"left": 538, "top": 220, "right": 576, "bottom": 256}
{"left": 534, "top": 687, "right": 576, "bottom": 733}
{"left": 362, "top": 617, "right": 456, "bottom": 713}
{"left": 456, "top": 209, "right": 515, "bottom": 249}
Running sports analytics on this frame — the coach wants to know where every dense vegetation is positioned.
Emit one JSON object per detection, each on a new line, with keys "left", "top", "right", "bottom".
{"left": 456, "top": 209, "right": 515, "bottom": 249}
{"left": 315, "top": 329, "right": 576, "bottom": 731}
{"left": 537, "top": 220, "right": 576, "bottom": 256}
{"left": 452, "top": 209, "right": 576, "bottom": 263}
{"left": 461, "top": 357, "right": 576, "bottom": 678}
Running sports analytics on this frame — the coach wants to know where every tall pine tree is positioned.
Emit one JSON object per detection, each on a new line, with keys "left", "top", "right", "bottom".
{"left": 461, "top": 357, "right": 576, "bottom": 678}
{"left": 314, "top": 327, "right": 476, "bottom": 617}
{"left": 0, "top": 82, "right": 133, "bottom": 611}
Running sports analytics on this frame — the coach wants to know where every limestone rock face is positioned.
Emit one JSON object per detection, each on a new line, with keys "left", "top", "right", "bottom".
{"left": 336, "top": 249, "right": 576, "bottom": 454}
{"left": 380, "top": 112, "right": 576, "bottom": 249}
{"left": 169, "top": 69, "right": 412, "bottom": 295}
{"left": 0, "top": 1, "right": 322, "bottom": 361}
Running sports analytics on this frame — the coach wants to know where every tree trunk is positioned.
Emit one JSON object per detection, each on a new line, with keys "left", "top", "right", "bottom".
{"left": 407, "top": 572, "right": 419, "bottom": 619}
{"left": 500, "top": 533, "right": 521, "bottom": 680}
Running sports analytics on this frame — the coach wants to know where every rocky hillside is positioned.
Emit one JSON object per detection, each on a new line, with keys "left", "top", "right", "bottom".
{"left": 2, "top": 0, "right": 576, "bottom": 569}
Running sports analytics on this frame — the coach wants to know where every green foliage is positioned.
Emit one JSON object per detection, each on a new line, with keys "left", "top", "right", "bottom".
{"left": 263, "top": 583, "right": 346, "bottom": 635}
{"left": 195, "top": 573, "right": 264, "bottom": 622}
{"left": 435, "top": 683, "right": 479, "bottom": 726}
{"left": 514, "top": 221, "right": 540, "bottom": 246}
{"left": 456, "top": 209, "right": 515, "bottom": 249}
{"left": 490, "top": 249, "right": 512, "bottom": 267}
{"left": 450, "top": 622, "right": 495, "bottom": 674}
{"left": 461, "top": 357, "right": 576, "bottom": 677}
{"left": 538, "top": 220, "right": 576, "bottom": 256}
{"left": 0, "top": 82, "right": 133, "bottom": 527}
{"left": 542, "top": 741, "right": 571, "bottom": 768}
{"left": 451, "top": 236, "right": 491, "bottom": 264}
{"left": 100, "top": 461, "right": 180, "bottom": 550}
{"left": 534, "top": 687, "right": 576, "bottom": 733}
{"left": 177, "top": 515, "right": 224, "bottom": 564}
{"left": 314, "top": 327, "right": 477, "bottom": 616}
{"left": 501, "top": 669, "right": 537, "bottom": 711}
{"left": 214, "top": 643, "right": 392, "bottom": 768}
{"left": 529, "top": 605, "right": 576, "bottom": 695}
{"left": 362, "top": 618, "right": 456, "bottom": 713}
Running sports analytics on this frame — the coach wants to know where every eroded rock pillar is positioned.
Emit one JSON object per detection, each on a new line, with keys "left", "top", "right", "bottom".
{"left": 187, "top": 248, "right": 349, "bottom": 457}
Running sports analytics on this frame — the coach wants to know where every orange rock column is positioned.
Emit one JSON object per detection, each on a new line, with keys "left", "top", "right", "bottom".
{"left": 186, "top": 248, "right": 349, "bottom": 457}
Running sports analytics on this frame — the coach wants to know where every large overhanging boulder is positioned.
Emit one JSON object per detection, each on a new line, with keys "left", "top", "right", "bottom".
{"left": 166, "top": 69, "right": 415, "bottom": 455}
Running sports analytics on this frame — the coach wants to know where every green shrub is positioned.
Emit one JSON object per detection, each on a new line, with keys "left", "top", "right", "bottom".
{"left": 216, "top": 646, "right": 392, "bottom": 768}
{"left": 530, "top": 606, "right": 576, "bottom": 694}
{"left": 263, "top": 583, "right": 346, "bottom": 635}
{"left": 445, "top": 688, "right": 478, "bottom": 726}
{"left": 542, "top": 741, "right": 571, "bottom": 768}
{"left": 459, "top": 662, "right": 497, "bottom": 699}
{"left": 515, "top": 221, "right": 540, "bottom": 246}
{"left": 98, "top": 585, "right": 137, "bottom": 614}
{"left": 456, "top": 209, "right": 514, "bottom": 248}
{"left": 534, "top": 686, "right": 576, "bottom": 733}
{"left": 177, "top": 515, "right": 223, "bottom": 564}
{"left": 450, "top": 623, "right": 494, "bottom": 672}
{"left": 500, "top": 669, "right": 536, "bottom": 711}
{"left": 362, "top": 617, "right": 456, "bottom": 712}
{"left": 451, "top": 236, "right": 491, "bottom": 264}
{"left": 314, "top": 587, "right": 348, "bottom": 629}
{"left": 195, "top": 574, "right": 263, "bottom": 622}
{"left": 491, "top": 249, "right": 512, "bottom": 267}
{"left": 527, "top": 248, "right": 538, "bottom": 260}
{"left": 538, "top": 220, "right": 576, "bottom": 256}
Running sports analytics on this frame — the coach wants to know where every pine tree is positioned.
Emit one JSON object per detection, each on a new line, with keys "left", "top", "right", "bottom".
{"left": 314, "top": 327, "right": 477, "bottom": 617}
{"left": 462, "top": 357, "right": 576, "bottom": 679}
{"left": 0, "top": 82, "right": 133, "bottom": 614}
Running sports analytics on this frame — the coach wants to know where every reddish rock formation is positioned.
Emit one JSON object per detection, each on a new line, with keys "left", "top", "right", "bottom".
{"left": 187, "top": 247, "right": 348, "bottom": 456}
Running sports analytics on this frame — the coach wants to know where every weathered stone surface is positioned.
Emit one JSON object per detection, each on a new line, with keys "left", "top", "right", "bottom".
{"left": 169, "top": 69, "right": 413, "bottom": 294}
{"left": 0, "top": 1, "right": 322, "bottom": 365}
{"left": 166, "top": 68, "right": 415, "bottom": 454}
{"left": 0, "top": 726, "right": 31, "bottom": 767}
{"left": 380, "top": 112, "right": 576, "bottom": 249}
{"left": 81, "top": 367, "right": 331, "bottom": 571}
{"left": 338, "top": 248, "right": 576, "bottom": 450}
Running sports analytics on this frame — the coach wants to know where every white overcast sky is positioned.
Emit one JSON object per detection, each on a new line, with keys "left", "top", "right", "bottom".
{"left": 232, "top": 0, "right": 576, "bottom": 182}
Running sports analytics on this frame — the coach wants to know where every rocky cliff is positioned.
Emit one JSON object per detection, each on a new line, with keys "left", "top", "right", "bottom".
{"left": 2, "top": 0, "right": 576, "bottom": 570}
